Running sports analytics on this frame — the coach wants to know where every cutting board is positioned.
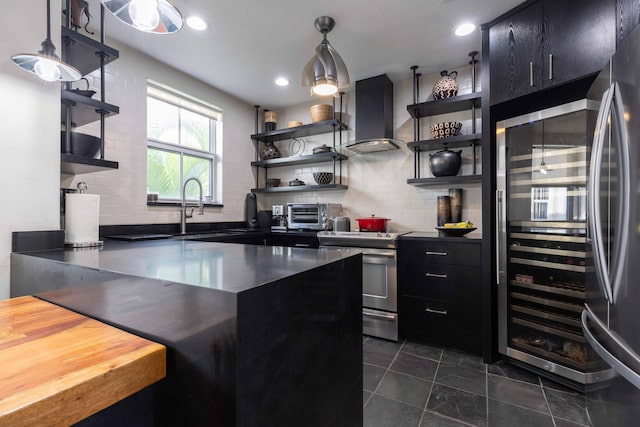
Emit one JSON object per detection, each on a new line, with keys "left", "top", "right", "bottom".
{"left": 0, "top": 296, "right": 166, "bottom": 426}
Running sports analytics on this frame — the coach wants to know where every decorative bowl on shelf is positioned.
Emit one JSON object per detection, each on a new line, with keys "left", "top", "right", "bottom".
{"left": 310, "top": 104, "right": 334, "bottom": 123}
{"left": 430, "top": 121, "right": 462, "bottom": 139}
{"left": 266, "top": 178, "right": 281, "bottom": 188}
{"left": 60, "top": 131, "right": 101, "bottom": 158}
{"left": 435, "top": 226, "right": 477, "bottom": 237}
{"left": 313, "top": 172, "right": 334, "bottom": 185}
{"left": 287, "top": 120, "right": 303, "bottom": 128}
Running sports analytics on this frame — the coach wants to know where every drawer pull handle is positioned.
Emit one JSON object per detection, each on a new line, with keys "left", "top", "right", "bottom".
{"left": 425, "top": 251, "right": 448, "bottom": 256}
{"left": 426, "top": 272, "right": 448, "bottom": 279}
{"left": 426, "top": 308, "right": 448, "bottom": 315}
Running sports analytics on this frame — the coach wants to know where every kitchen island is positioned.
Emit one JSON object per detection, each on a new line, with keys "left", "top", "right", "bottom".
{"left": 10, "top": 239, "right": 363, "bottom": 426}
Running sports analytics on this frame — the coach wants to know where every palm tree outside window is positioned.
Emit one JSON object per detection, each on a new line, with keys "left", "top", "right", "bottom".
{"left": 146, "top": 81, "right": 222, "bottom": 203}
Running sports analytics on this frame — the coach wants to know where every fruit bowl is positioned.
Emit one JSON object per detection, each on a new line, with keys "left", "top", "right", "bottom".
{"left": 435, "top": 226, "right": 477, "bottom": 237}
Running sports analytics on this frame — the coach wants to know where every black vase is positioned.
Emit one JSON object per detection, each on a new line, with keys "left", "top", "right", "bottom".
{"left": 436, "top": 196, "right": 451, "bottom": 226}
{"left": 429, "top": 147, "right": 462, "bottom": 177}
{"left": 449, "top": 188, "right": 463, "bottom": 223}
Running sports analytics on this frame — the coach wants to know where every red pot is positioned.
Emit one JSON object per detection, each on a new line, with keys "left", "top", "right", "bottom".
{"left": 356, "top": 215, "right": 390, "bottom": 232}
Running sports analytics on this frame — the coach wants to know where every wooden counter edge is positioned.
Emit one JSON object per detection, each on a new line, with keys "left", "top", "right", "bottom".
{"left": 0, "top": 296, "right": 166, "bottom": 426}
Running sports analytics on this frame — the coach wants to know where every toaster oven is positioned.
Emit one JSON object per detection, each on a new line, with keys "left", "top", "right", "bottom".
{"left": 287, "top": 203, "right": 342, "bottom": 231}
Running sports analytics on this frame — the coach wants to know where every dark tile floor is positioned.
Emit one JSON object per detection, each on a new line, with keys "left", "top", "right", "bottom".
{"left": 363, "top": 336, "right": 590, "bottom": 427}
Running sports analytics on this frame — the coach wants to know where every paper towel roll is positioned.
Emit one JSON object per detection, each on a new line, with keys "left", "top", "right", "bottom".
{"left": 65, "top": 193, "right": 100, "bottom": 245}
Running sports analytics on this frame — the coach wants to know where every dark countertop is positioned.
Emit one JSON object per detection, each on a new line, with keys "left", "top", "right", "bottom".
{"left": 20, "top": 239, "right": 354, "bottom": 294}
{"left": 401, "top": 230, "right": 482, "bottom": 242}
{"left": 11, "top": 237, "right": 363, "bottom": 426}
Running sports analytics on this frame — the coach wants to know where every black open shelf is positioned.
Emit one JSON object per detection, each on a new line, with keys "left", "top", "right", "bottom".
{"left": 61, "top": 90, "right": 119, "bottom": 128}
{"left": 61, "top": 27, "right": 119, "bottom": 76}
{"left": 61, "top": 154, "right": 118, "bottom": 175}
{"left": 251, "top": 152, "right": 348, "bottom": 168}
{"left": 408, "top": 133, "right": 482, "bottom": 152}
{"left": 407, "top": 93, "right": 482, "bottom": 118}
{"left": 251, "top": 184, "right": 348, "bottom": 193}
{"left": 251, "top": 119, "right": 348, "bottom": 143}
{"left": 407, "top": 175, "right": 482, "bottom": 186}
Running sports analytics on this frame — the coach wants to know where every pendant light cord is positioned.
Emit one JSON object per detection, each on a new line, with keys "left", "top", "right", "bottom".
{"left": 45, "top": 0, "right": 52, "bottom": 43}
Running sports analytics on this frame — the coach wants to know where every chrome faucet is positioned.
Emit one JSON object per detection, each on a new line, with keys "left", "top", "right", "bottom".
{"left": 180, "top": 177, "right": 204, "bottom": 234}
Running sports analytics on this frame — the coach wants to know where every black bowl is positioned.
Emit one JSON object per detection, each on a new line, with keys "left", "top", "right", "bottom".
{"left": 69, "top": 89, "right": 96, "bottom": 98}
{"left": 435, "top": 226, "right": 477, "bottom": 237}
{"left": 60, "top": 131, "right": 101, "bottom": 158}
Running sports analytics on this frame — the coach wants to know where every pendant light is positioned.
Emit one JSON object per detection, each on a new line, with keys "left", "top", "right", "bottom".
{"left": 101, "top": 0, "right": 183, "bottom": 34}
{"left": 302, "top": 16, "right": 350, "bottom": 96}
{"left": 537, "top": 142, "right": 551, "bottom": 174}
{"left": 11, "top": 0, "right": 81, "bottom": 82}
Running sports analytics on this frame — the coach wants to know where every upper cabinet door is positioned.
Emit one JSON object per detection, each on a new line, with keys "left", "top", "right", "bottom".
{"left": 489, "top": 2, "right": 543, "bottom": 105}
{"left": 616, "top": 0, "right": 640, "bottom": 47}
{"left": 543, "top": 0, "right": 615, "bottom": 88}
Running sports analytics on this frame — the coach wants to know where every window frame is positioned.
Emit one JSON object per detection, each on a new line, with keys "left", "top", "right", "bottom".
{"left": 146, "top": 81, "right": 222, "bottom": 204}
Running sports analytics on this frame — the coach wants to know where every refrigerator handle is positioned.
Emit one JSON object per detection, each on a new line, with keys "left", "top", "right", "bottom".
{"left": 582, "top": 304, "right": 640, "bottom": 389}
{"left": 588, "top": 84, "right": 615, "bottom": 303}
{"left": 610, "top": 83, "right": 631, "bottom": 304}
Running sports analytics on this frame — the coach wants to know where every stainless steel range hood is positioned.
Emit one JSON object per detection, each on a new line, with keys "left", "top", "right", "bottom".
{"left": 346, "top": 74, "right": 405, "bottom": 154}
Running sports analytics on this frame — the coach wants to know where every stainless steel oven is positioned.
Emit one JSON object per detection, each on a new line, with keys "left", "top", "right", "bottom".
{"left": 318, "top": 231, "right": 400, "bottom": 341}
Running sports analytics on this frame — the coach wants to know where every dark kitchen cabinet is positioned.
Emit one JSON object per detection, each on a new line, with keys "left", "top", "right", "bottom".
{"left": 489, "top": 0, "right": 615, "bottom": 105}
{"left": 617, "top": 0, "right": 640, "bottom": 46}
{"left": 398, "top": 235, "right": 482, "bottom": 354}
{"left": 268, "top": 233, "right": 319, "bottom": 249}
{"left": 489, "top": 1, "right": 543, "bottom": 105}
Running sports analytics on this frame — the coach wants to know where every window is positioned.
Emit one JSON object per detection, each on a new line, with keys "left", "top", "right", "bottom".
{"left": 146, "top": 81, "right": 222, "bottom": 203}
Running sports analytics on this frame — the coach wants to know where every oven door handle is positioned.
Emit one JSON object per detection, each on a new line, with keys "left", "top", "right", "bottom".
{"left": 363, "top": 309, "right": 397, "bottom": 320}
{"left": 362, "top": 251, "right": 396, "bottom": 258}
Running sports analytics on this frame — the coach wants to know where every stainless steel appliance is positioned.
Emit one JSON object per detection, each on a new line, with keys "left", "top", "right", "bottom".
{"left": 318, "top": 231, "right": 400, "bottom": 341}
{"left": 271, "top": 205, "right": 286, "bottom": 231}
{"left": 287, "top": 203, "right": 342, "bottom": 231}
{"left": 582, "top": 27, "right": 640, "bottom": 426}
{"left": 496, "top": 99, "right": 610, "bottom": 387}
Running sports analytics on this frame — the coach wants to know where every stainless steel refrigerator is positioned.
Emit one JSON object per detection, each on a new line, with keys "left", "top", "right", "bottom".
{"left": 582, "top": 26, "right": 640, "bottom": 426}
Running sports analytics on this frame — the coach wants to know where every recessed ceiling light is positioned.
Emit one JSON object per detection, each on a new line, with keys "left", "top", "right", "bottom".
{"left": 454, "top": 22, "right": 476, "bottom": 36}
{"left": 275, "top": 77, "right": 289, "bottom": 87}
{"left": 186, "top": 15, "right": 208, "bottom": 31}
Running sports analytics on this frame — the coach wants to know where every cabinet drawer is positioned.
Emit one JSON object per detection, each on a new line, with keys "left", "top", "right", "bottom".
{"left": 399, "top": 240, "right": 480, "bottom": 267}
{"left": 399, "top": 296, "right": 481, "bottom": 354}
{"left": 402, "top": 265, "right": 481, "bottom": 305}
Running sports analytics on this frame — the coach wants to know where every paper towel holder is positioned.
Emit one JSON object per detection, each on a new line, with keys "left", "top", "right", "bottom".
{"left": 64, "top": 182, "right": 103, "bottom": 249}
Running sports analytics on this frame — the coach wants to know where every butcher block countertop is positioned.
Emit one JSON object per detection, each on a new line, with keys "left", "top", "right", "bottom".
{"left": 0, "top": 296, "right": 166, "bottom": 426}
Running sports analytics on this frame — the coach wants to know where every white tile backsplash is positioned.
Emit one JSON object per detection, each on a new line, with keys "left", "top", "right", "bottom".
{"left": 261, "top": 63, "right": 483, "bottom": 233}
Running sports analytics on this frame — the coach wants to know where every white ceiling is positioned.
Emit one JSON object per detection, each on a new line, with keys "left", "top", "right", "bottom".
{"left": 87, "top": 0, "right": 523, "bottom": 108}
